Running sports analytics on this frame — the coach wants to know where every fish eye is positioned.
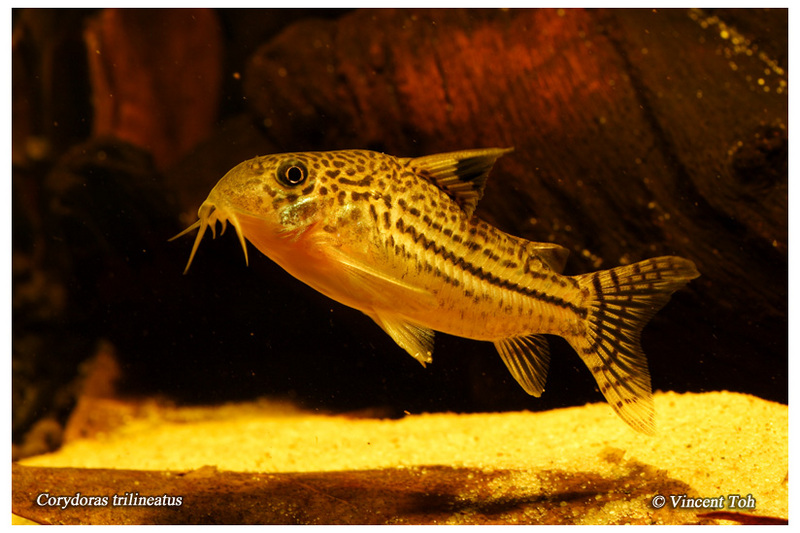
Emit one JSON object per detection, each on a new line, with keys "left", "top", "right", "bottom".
{"left": 276, "top": 160, "right": 309, "bottom": 187}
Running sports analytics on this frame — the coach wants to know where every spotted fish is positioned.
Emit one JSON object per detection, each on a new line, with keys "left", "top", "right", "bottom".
{"left": 172, "top": 148, "right": 699, "bottom": 433}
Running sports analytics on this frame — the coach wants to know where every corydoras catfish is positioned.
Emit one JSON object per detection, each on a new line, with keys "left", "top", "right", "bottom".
{"left": 172, "top": 148, "right": 699, "bottom": 434}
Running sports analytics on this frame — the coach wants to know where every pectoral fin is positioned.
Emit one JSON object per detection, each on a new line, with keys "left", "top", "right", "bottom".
{"left": 369, "top": 313, "right": 435, "bottom": 366}
{"left": 320, "top": 246, "right": 437, "bottom": 365}
{"left": 322, "top": 245, "right": 438, "bottom": 311}
{"left": 493, "top": 335, "right": 551, "bottom": 397}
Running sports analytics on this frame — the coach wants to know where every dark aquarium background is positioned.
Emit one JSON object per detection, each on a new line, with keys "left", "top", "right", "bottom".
{"left": 12, "top": 8, "right": 787, "bottom": 458}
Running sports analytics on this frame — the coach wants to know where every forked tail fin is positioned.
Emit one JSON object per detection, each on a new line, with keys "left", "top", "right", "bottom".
{"left": 569, "top": 256, "right": 700, "bottom": 434}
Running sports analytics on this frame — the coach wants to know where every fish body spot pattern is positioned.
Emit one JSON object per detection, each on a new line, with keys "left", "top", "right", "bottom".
{"left": 172, "top": 148, "right": 699, "bottom": 434}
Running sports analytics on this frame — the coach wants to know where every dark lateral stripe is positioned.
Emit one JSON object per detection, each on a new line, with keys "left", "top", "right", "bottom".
{"left": 397, "top": 194, "right": 529, "bottom": 270}
{"left": 395, "top": 218, "right": 586, "bottom": 318}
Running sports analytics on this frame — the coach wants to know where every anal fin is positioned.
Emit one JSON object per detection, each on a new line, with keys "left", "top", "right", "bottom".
{"left": 369, "top": 313, "right": 435, "bottom": 366}
{"left": 493, "top": 335, "right": 551, "bottom": 397}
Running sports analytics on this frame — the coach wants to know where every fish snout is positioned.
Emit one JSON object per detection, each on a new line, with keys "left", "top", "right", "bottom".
{"left": 170, "top": 198, "right": 250, "bottom": 274}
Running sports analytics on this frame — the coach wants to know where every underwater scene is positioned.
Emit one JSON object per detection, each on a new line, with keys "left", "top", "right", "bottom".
{"left": 12, "top": 8, "right": 787, "bottom": 524}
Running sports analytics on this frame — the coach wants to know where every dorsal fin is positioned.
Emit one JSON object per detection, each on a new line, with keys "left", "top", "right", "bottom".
{"left": 406, "top": 148, "right": 514, "bottom": 217}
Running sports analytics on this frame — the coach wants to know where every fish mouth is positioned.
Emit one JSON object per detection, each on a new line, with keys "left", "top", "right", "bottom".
{"left": 169, "top": 200, "right": 250, "bottom": 274}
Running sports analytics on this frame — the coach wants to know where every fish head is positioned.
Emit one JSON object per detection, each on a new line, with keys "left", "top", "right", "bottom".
{"left": 171, "top": 153, "right": 328, "bottom": 274}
